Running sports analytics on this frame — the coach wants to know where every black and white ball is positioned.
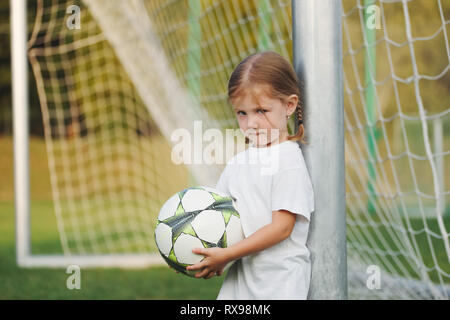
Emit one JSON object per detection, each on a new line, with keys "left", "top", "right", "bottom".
{"left": 154, "top": 186, "right": 244, "bottom": 277}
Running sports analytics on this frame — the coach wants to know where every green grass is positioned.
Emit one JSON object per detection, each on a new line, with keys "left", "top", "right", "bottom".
{"left": 0, "top": 201, "right": 224, "bottom": 299}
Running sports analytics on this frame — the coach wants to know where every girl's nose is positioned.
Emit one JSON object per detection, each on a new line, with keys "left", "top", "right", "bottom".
{"left": 246, "top": 115, "right": 259, "bottom": 130}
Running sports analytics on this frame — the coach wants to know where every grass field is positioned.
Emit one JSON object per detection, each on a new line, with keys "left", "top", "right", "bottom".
{"left": 0, "top": 200, "right": 224, "bottom": 299}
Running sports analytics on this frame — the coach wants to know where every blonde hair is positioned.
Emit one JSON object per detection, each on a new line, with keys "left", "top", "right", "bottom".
{"left": 227, "top": 51, "right": 308, "bottom": 145}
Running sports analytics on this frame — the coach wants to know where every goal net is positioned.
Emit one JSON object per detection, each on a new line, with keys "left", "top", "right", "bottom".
{"left": 342, "top": 0, "right": 449, "bottom": 299}
{"left": 20, "top": 0, "right": 449, "bottom": 299}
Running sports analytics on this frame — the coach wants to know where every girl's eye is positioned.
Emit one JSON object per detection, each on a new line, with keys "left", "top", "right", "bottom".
{"left": 236, "top": 110, "right": 266, "bottom": 116}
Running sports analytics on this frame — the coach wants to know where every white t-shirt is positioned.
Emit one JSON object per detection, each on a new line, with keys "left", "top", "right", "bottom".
{"left": 214, "top": 140, "right": 315, "bottom": 300}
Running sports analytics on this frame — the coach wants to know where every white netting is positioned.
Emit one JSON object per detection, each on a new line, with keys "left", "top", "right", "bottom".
{"left": 25, "top": 0, "right": 449, "bottom": 298}
{"left": 343, "top": 0, "right": 449, "bottom": 299}
{"left": 27, "top": 0, "right": 292, "bottom": 256}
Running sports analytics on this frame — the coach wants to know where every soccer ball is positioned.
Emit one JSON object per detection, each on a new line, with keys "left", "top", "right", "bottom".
{"left": 154, "top": 186, "right": 244, "bottom": 277}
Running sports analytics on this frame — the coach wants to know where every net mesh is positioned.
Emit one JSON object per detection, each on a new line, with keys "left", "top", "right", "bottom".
{"left": 343, "top": 0, "right": 450, "bottom": 299}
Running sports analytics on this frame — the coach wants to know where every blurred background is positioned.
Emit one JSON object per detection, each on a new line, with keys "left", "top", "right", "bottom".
{"left": 0, "top": 0, "right": 449, "bottom": 299}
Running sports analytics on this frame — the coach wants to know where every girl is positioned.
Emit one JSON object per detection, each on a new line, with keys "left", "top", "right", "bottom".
{"left": 187, "top": 51, "right": 315, "bottom": 300}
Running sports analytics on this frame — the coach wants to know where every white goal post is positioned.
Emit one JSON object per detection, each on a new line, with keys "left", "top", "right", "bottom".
{"left": 12, "top": 0, "right": 30, "bottom": 268}
{"left": 292, "top": 0, "right": 347, "bottom": 300}
{"left": 13, "top": 0, "right": 226, "bottom": 268}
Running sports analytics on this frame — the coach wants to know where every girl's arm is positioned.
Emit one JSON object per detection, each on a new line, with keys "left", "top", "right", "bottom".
{"left": 187, "top": 209, "right": 297, "bottom": 279}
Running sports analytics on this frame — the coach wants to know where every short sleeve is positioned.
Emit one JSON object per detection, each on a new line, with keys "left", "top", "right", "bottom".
{"left": 271, "top": 166, "right": 315, "bottom": 221}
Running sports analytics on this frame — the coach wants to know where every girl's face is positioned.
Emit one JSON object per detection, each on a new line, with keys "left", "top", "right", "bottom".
{"left": 232, "top": 84, "right": 298, "bottom": 147}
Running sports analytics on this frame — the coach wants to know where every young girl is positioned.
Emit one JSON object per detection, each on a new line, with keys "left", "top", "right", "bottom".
{"left": 186, "top": 51, "right": 315, "bottom": 300}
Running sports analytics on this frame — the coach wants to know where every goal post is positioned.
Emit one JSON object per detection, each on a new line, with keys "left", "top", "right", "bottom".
{"left": 12, "top": 0, "right": 167, "bottom": 268}
{"left": 292, "top": 0, "right": 347, "bottom": 300}
{"left": 11, "top": 0, "right": 30, "bottom": 268}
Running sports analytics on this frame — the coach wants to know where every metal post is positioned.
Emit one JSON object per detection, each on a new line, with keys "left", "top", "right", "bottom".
{"left": 433, "top": 118, "right": 445, "bottom": 217}
{"left": 292, "top": 0, "right": 347, "bottom": 299}
{"left": 187, "top": 0, "right": 202, "bottom": 186}
{"left": 258, "top": 0, "right": 272, "bottom": 50}
{"left": 187, "top": 0, "right": 202, "bottom": 102}
{"left": 364, "top": 0, "right": 379, "bottom": 216}
{"left": 11, "top": 0, "right": 30, "bottom": 267}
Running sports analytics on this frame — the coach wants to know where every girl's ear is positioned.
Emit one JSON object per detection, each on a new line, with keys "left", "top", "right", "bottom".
{"left": 286, "top": 94, "right": 299, "bottom": 115}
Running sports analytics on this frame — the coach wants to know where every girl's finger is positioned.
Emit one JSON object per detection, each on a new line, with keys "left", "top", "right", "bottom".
{"left": 187, "top": 259, "right": 208, "bottom": 271}
{"left": 195, "top": 267, "right": 211, "bottom": 279}
{"left": 192, "top": 247, "right": 208, "bottom": 256}
{"left": 187, "top": 263, "right": 200, "bottom": 271}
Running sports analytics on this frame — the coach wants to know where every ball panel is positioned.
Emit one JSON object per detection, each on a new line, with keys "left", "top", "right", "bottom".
{"left": 226, "top": 215, "right": 245, "bottom": 247}
{"left": 200, "top": 239, "right": 218, "bottom": 249}
{"left": 158, "top": 193, "right": 181, "bottom": 221}
{"left": 174, "top": 201, "right": 185, "bottom": 217}
{"left": 154, "top": 222, "right": 172, "bottom": 257}
{"left": 173, "top": 233, "right": 204, "bottom": 265}
{"left": 191, "top": 210, "right": 226, "bottom": 244}
{"left": 180, "top": 223, "right": 197, "bottom": 238}
{"left": 161, "top": 250, "right": 190, "bottom": 275}
{"left": 216, "top": 231, "right": 226, "bottom": 249}
{"left": 168, "top": 248, "right": 178, "bottom": 263}
{"left": 181, "top": 189, "right": 215, "bottom": 212}
{"left": 222, "top": 210, "right": 232, "bottom": 225}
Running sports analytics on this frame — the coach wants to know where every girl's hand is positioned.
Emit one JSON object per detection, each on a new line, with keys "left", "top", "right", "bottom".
{"left": 186, "top": 247, "right": 230, "bottom": 279}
